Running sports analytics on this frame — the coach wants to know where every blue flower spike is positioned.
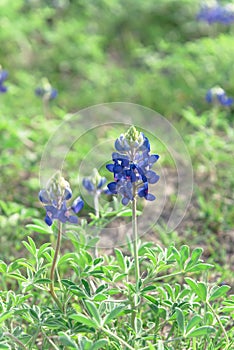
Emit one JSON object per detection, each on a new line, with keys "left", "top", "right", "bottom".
{"left": 35, "top": 77, "right": 57, "bottom": 101}
{"left": 0, "top": 67, "right": 8, "bottom": 93}
{"left": 206, "top": 86, "right": 233, "bottom": 107}
{"left": 106, "top": 126, "right": 159, "bottom": 205}
{"left": 197, "top": 2, "right": 234, "bottom": 25}
{"left": 39, "top": 172, "right": 84, "bottom": 226}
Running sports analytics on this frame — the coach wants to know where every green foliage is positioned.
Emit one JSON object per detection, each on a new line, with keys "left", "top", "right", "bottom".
{"left": 0, "top": 226, "right": 233, "bottom": 349}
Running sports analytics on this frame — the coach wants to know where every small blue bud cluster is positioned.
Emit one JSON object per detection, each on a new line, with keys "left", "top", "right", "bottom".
{"left": 39, "top": 172, "right": 84, "bottom": 226}
{"left": 35, "top": 79, "right": 57, "bottom": 100}
{"left": 197, "top": 2, "right": 234, "bottom": 25}
{"left": 106, "top": 126, "right": 159, "bottom": 205}
{"left": 0, "top": 69, "right": 8, "bottom": 93}
{"left": 82, "top": 168, "right": 107, "bottom": 195}
{"left": 206, "top": 87, "right": 233, "bottom": 106}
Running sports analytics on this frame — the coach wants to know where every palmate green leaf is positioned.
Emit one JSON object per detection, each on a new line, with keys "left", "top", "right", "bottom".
{"left": 93, "top": 294, "right": 107, "bottom": 302}
{"left": 143, "top": 295, "right": 158, "bottom": 305}
{"left": 34, "top": 278, "right": 51, "bottom": 284}
{"left": 209, "top": 285, "right": 231, "bottom": 301}
{"left": 180, "top": 245, "right": 190, "bottom": 268}
{"left": 58, "top": 332, "right": 77, "bottom": 349}
{"left": 175, "top": 307, "right": 185, "bottom": 334}
{"left": 186, "top": 263, "right": 213, "bottom": 273}
{"left": 61, "top": 279, "right": 77, "bottom": 288}
{"left": 185, "top": 277, "right": 207, "bottom": 301}
{"left": 22, "top": 236, "right": 37, "bottom": 256}
{"left": 7, "top": 273, "right": 27, "bottom": 282}
{"left": 197, "top": 282, "right": 207, "bottom": 301}
{"left": 186, "top": 326, "right": 215, "bottom": 338}
{"left": 0, "top": 260, "right": 7, "bottom": 273}
{"left": 58, "top": 253, "right": 77, "bottom": 267}
{"left": 186, "top": 315, "right": 202, "bottom": 333}
{"left": 0, "top": 311, "right": 13, "bottom": 324}
{"left": 114, "top": 248, "right": 125, "bottom": 271}
{"left": 70, "top": 314, "right": 98, "bottom": 328}
{"left": 103, "top": 305, "right": 125, "bottom": 325}
{"left": 85, "top": 300, "right": 101, "bottom": 325}
{"left": 0, "top": 344, "right": 11, "bottom": 350}
{"left": 141, "top": 285, "right": 157, "bottom": 293}
{"left": 91, "top": 339, "right": 108, "bottom": 350}
{"left": 171, "top": 246, "right": 181, "bottom": 266}
{"left": 29, "top": 308, "right": 39, "bottom": 321}
{"left": 82, "top": 279, "right": 91, "bottom": 297}
{"left": 37, "top": 242, "right": 51, "bottom": 258}
{"left": 26, "top": 223, "right": 53, "bottom": 235}
{"left": 185, "top": 248, "right": 203, "bottom": 271}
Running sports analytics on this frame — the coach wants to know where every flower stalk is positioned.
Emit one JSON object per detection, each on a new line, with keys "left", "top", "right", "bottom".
{"left": 49, "top": 221, "right": 63, "bottom": 311}
{"left": 131, "top": 182, "right": 140, "bottom": 329}
{"left": 106, "top": 126, "right": 160, "bottom": 330}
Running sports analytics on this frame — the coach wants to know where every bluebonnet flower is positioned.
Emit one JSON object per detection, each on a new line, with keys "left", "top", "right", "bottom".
{"left": 39, "top": 172, "right": 84, "bottom": 226}
{"left": 82, "top": 168, "right": 107, "bottom": 195}
{"left": 0, "top": 68, "right": 8, "bottom": 93}
{"left": 197, "top": 2, "right": 234, "bottom": 25}
{"left": 35, "top": 78, "right": 57, "bottom": 100}
{"left": 106, "top": 126, "right": 159, "bottom": 205}
{"left": 206, "top": 86, "right": 233, "bottom": 106}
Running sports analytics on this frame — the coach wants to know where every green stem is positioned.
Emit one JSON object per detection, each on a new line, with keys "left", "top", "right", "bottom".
{"left": 94, "top": 192, "right": 100, "bottom": 218}
{"left": 153, "top": 271, "right": 183, "bottom": 282}
{"left": 102, "top": 327, "right": 135, "bottom": 350}
{"left": 41, "top": 329, "right": 60, "bottom": 350}
{"left": 4, "top": 332, "right": 27, "bottom": 350}
{"left": 192, "top": 337, "right": 196, "bottom": 350}
{"left": 207, "top": 301, "right": 230, "bottom": 348}
{"left": 131, "top": 183, "right": 140, "bottom": 329}
{"left": 50, "top": 221, "right": 63, "bottom": 311}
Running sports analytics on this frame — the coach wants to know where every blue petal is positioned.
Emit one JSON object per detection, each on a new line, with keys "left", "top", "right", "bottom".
{"left": 39, "top": 189, "right": 50, "bottom": 203}
{"left": 97, "top": 177, "right": 106, "bottom": 189}
{"left": 64, "top": 187, "right": 72, "bottom": 200}
{"left": 45, "top": 214, "right": 53, "bottom": 226}
{"left": 68, "top": 215, "right": 78, "bottom": 224}
{"left": 122, "top": 197, "right": 130, "bottom": 205}
{"left": 146, "top": 193, "right": 156, "bottom": 201}
{"left": 205, "top": 90, "right": 212, "bottom": 103}
{"left": 45, "top": 205, "right": 58, "bottom": 216}
{"left": 49, "top": 89, "right": 58, "bottom": 100}
{"left": 115, "top": 138, "right": 125, "bottom": 152}
{"left": 106, "top": 164, "right": 114, "bottom": 172}
{"left": 83, "top": 178, "right": 95, "bottom": 192}
{"left": 149, "top": 154, "right": 159, "bottom": 164}
{"left": 0, "top": 70, "right": 8, "bottom": 83}
{"left": 146, "top": 171, "right": 160, "bottom": 184}
{"left": 107, "top": 182, "right": 117, "bottom": 194}
{"left": 35, "top": 87, "right": 44, "bottom": 96}
{"left": 113, "top": 164, "right": 123, "bottom": 173}
{"left": 57, "top": 210, "right": 68, "bottom": 223}
{"left": 71, "top": 196, "right": 84, "bottom": 213}
{"left": 138, "top": 188, "right": 146, "bottom": 198}
{"left": 0, "top": 85, "right": 7, "bottom": 93}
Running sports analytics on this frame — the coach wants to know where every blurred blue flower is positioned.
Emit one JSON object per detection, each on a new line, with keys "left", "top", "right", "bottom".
{"left": 39, "top": 172, "right": 84, "bottom": 226}
{"left": 197, "top": 2, "right": 234, "bottom": 25}
{"left": 82, "top": 168, "right": 107, "bottom": 195}
{"left": 206, "top": 87, "right": 233, "bottom": 106}
{"left": 0, "top": 69, "right": 8, "bottom": 93}
{"left": 106, "top": 126, "right": 159, "bottom": 205}
{"left": 35, "top": 78, "right": 57, "bottom": 100}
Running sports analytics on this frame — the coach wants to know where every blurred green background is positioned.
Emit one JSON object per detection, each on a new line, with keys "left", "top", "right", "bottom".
{"left": 0, "top": 0, "right": 233, "bottom": 282}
